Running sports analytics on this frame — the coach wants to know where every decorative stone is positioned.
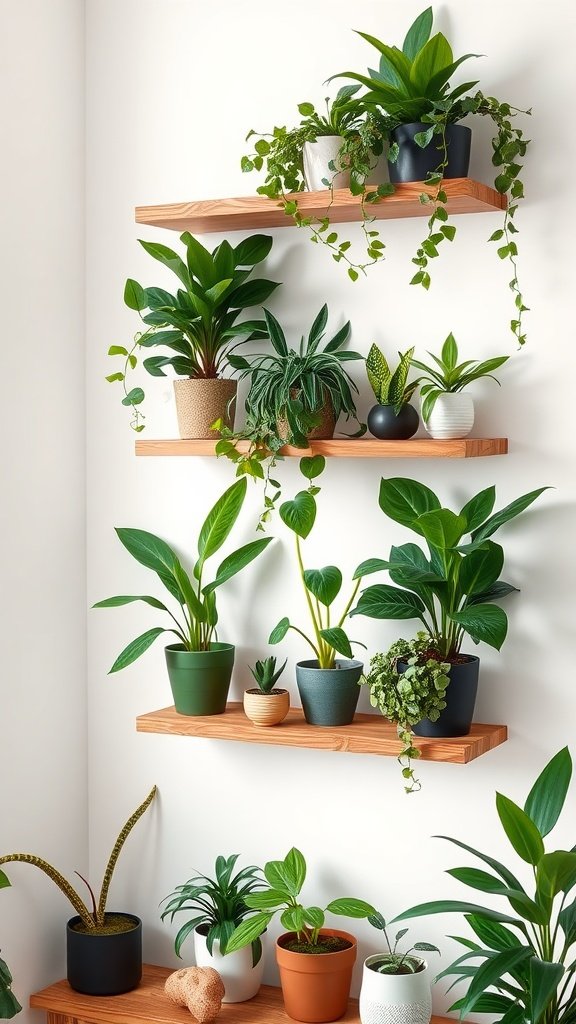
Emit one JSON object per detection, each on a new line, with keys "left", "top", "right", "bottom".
{"left": 165, "top": 967, "right": 225, "bottom": 1022}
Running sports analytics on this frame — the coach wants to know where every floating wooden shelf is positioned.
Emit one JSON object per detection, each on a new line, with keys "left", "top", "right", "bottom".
{"left": 31, "top": 965, "right": 462, "bottom": 1024}
{"left": 136, "top": 178, "right": 506, "bottom": 235}
{"left": 135, "top": 437, "right": 508, "bottom": 459}
{"left": 136, "top": 704, "right": 507, "bottom": 765}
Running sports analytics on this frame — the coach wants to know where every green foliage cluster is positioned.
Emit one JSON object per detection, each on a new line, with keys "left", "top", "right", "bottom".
{"left": 396, "top": 747, "right": 576, "bottom": 1024}
{"left": 368, "top": 911, "right": 439, "bottom": 975}
{"left": 225, "top": 847, "right": 375, "bottom": 953}
{"left": 0, "top": 955, "right": 21, "bottom": 1020}
{"left": 161, "top": 855, "right": 264, "bottom": 965}
{"left": 249, "top": 656, "right": 287, "bottom": 694}
{"left": 94, "top": 479, "right": 272, "bottom": 665}
{"left": 411, "top": 333, "right": 509, "bottom": 423}
{"left": 366, "top": 345, "right": 417, "bottom": 410}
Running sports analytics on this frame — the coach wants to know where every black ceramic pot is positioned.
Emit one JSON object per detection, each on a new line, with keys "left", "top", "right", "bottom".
{"left": 67, "top": 913, "right": 142, "bottom": 995}
{"left": 399, "top": 655, "right": 479, "bottom": 737}
{"left": 388, "top": 123, "right": 471, "bottom": 183}
{"left": 367, "top": 403, "right": 419, "bottom": 440}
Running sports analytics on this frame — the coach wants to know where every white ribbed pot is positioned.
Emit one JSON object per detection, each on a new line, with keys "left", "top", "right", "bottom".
{"left": 359, "top": 956, "right": 432, "bottom": 1024}
{"left": 193, "top": 926, "right": 264, "bottom": 1003}
{"left": 303, "top": 136, "right": 350, "bottom": 191}
{"left": 423, "top": 392, "right": 474, "bottom": 439}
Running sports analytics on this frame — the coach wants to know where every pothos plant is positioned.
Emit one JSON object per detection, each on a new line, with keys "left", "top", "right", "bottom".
{"left": 0, "top": 953, "right": 21, "bottom": 1020}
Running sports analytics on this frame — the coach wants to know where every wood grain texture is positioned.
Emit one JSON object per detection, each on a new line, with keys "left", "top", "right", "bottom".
{"left": 135, "top": 179, "right": 506, "bottom": 234}
{"left": 32, "top": 966, "right": 461, "bottom": 1024}
{"left": 135, "top": 704, "right": 507, "bottom": 765}
{"left": 135, "top": 438, "right": 508, "bottom": 459}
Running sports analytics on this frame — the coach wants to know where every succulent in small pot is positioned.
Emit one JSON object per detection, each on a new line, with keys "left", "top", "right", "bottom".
{"left": 411, "top": 333, "right": 508, "bottom": 439}
{"left": 161, "top": 855, "right": 265, "bottom": 1003}
{"left": 243, "top": 656, "right": 290, "bottom": 727}
{"left": 93, "top": 478, "right": 272, "bottom": 715}
{"left": 107, "top": 232, "right": 280, "bottom": 434}
{"left": 0, "top": 788, "right": 156, "bottom": 995}
{"left": 359, "top": 913, "right": 438, "bottom": 1024}
{"left": 366, "top": 345, "right": 419, "bottom": 440}
{"left": 0, "top": 954, "right": 21, "bottom": 1019}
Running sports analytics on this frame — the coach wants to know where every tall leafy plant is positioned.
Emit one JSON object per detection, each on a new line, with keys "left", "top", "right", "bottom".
{"left": 395, "top": 747, "right": 576, "bottom": 1024}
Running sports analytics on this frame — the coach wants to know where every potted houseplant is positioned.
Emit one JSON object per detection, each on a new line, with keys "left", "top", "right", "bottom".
{"left": 161, "top": 854, "right": 265, "bottom": 1003}
{"left": 330, "top": 7, "right": 531, "bottom": 345}
{"left": 107, "top": 232, "right": 280, "bottom": 434}
{"left": 365, "top": 345, "right": 419, "bottom": 440}
{"left": 411, "top": 334, "right": 508, "bottom": 439}
{"left": 359, "top": 912, "right": 439, "bottom": 1024}
{"left": 394, "top": 746, "right": 576, "bottom": 1024}
{"left": 226, "top": 847, "right": 375, "bottom": 1023}
{"left": 243, "top": 656, "right": 290, "bottom": 727}
{"left": 93, "top": 478, "right": 272, "bottom": 716}
{"left": 0, "top": 952, "right": 21, "bottom": 1019}
{"left": 352, "top": 477, "right": 547, "bottom": 737}
{"left": 0, "top": 787, "right": 156, "bottom": 996}
{"left": 269, "top": 457, "right": 367, "bottom": 727}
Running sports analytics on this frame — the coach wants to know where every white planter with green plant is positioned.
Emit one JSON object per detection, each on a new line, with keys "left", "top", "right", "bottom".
{"left": 359, "top": 914, "right": 438, "bottom": 1024}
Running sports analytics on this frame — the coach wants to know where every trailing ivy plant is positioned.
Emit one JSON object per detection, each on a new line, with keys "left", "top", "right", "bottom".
{"left": 0, "top": 952, "right": 21, "bottom": 1020}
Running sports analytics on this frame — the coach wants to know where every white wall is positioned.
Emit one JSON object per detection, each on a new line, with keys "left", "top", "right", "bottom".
{"left": 0, "top": 0, "right": 86, "bottom": 1017}
{"left": 83, "top": 0, "right": 576, "bottom": 1011}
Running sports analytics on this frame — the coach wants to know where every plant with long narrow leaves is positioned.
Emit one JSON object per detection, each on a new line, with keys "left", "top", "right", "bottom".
{"left": 249, "top": 656, "right": 287, "bottom": 694}
{"left": 94, "top": 479, "right": 272, "bottom": 664}
{"left": 394, "top": 747, "right": 576, "bottom": 1024}
{"left": 107, "top": 233, "right": 280, "bottom": 430}
{"left": 367, "top": 911, "right": 439, "bottom": 974}
{"left": 269, "top": 457, "right": 367, "bottom": 670}
{"left": 0, "top": 953, "right": 21, "bottom": 1020}
{"left": 411, "top": 333, "right": 509, "bottom": 424}
{"left": 366, "top": 345, "right": 418, "bottom": 411}
{"left": 161, "top": 855, "right": 265, "bottom": 966}
{"left": 0, "top": 788, "right": 156, "bottom": 932}
{"left": 225, "top": 847, "right": 375, "bottom": 954}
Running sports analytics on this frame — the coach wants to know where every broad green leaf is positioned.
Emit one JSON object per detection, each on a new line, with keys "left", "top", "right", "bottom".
{"left": 280, "top": 491, "right": 316, "bottom": 539}
{"left": 536, "top": 851, "right": 576, "bottom": 899}
{"left": 138, "top": 239, "right": 191, "bottom": 288}
{"left": 281, "top": 906, "right": 305, "bottom": 933}
{"left": 529, "top": 958, "right": 564, "bottom": 1024}
{"left": 285, "top": 848, "right": 306, "bottom": 894}
{"left": 197, "top": 478, "right": 247, "bottom": 571}
{"left": 304, "top": 907, "right": 325, "bottom": 929}
{"left": 416, "top": 508, "right": 467, "bottom": 550}
{"left": 227, "top": 278, "right": 279, "bottom": 309}
{"left": 92, "top": 594, "right": 168, "bottom": 611}
{"left": 465, "top": 914, "right": 522, "bottom": 952}
{"left": 447, "top": 871, "right": 544, "bottom": 923}
{"left": 459, "top": 486, "right": 496, "bottom": 532}
{"left": 203, "top": 538, "right": 272, "bottom": 593}
{"left": 379, "top": 478, "right": 440, "bottom": 531}
{"left": 304, "top": 566, "right": 342, "bottom": 606}
{"left": 496, "top": 793, "right": 545, "bottom": 866}
{"left": 327, "top": 898, "right": 376, "bottom": 918}
{"left": 124, "top": 278, "right": 147, "bottom": 311}
{"left": 525, "top": 747, "right": 572, "bottom": 837}
{"left": 402, "top": 6, "right": 433, "bottom": 59}
{"left": 269, "top": 617, "right": 290, "bottom": 644}
{"left": 449, "top": 603, "right": 508, "bottom": 650}
{"left": 410, "top": 32, "right": 453, "bottom": 94}
{"left": 300, "top": 455, "right": 325, "bottom": 480}
{"left": 459, "top": 542, "right": 504, "bottom": 597}
{"left": 225, "top": 912, "right": 273, "bottom": 953}
{"left": 460, "top": 946, "right": 533, "bottom": 1016}
{"left": 109, "top": 627, "right": 167, "bottom": 673}
{"left": 244, "top": 889, "right": 287, "bottom": 909}
{"left": 441, "top": 332, "right": 458, "bottom": 370}
{"left": 436, "top": 835, "right": 524, "bottom": 891}
{"left": 471, "top": 488, "right": 549, "bottom": 543}
{"left": 451, "top": 993, "right": 514, "bottom": 1015}
{"left": 393, "top": 901, "right": 525, "bottom": 928}
{"left": 352, "top": 584, "right": 425, "bottom": 620}
{"left": 0, "top": 870, "right": 10, "bottom": 888}
{"left": 234, "top": 234, "right": 273, "bottom": 267}
{"left": 320, "top": 627, "right": 353, "bottom": 659}
{"left": 115, "top": 528, "right": 181, "bottom": 601}
{"left": 180, "top": 231, "right": 217, "bottom": 288}
{"left": 264, "top": 849, "right": 304, "bottom": 896}
{"left": 122, "top": 387, "right": 145, "bottom": 406}
{"left": 559, "top": 897, "right": 576, "bottom": 943}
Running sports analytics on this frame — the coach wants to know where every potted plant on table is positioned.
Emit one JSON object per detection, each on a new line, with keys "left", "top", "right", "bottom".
{"left": 0, "top": 951, "right": 21, "bottom": 1019}
{"left": 0, "top": 787, "right": 156, "bottom": 996}
{"left": 161, "top": 854, "right": 265, "bottom": 1003}
{"left": 269, "top": 457, "right": 367, "bottom": 727}
{"left": 93, "top": 478, "right": 272, "bottom": 716}
{"left": 243, "top": 656, "right": 290, "bottom": 727}
{"left": 411, "top": 334, "right": 508, "bottom": 439}
{"left": 226, "top": 847, "right": 376, "bottom": 1023}
{"left": 352, "top": 477, "right": 547, "bottom": 740}
{"left": 394, "top": 746, "right": 576, "bottom": 1024}
{"left": 107, "top": 232, "right": 280, "bottom": 434}
{"left": 359, "top": 912, "right": 439, "bottom": 1024}
{"left": 365, "top": 345, "right": 419, "bottom": 440}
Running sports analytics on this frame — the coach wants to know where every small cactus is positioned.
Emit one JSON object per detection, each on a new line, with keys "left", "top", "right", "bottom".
{"left": 249, "top": 656, "right": 287, "bottom": 694}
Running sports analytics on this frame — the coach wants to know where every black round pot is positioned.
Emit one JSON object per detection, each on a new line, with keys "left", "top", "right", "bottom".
{"left": 67, "top": 914, "right": 142, "bottom": 995}
{"left": 388, "top": 123, "right": 471, "bottom": 183}
{"left": 367, "top": 403, "right": 419, "bottom": 440}
{"left": 399, "top": 655, "right": 479, "bottom": 737}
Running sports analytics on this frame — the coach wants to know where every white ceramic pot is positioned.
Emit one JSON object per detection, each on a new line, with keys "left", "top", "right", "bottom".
{"left": 193, "top": 926, "right": 264, "bottom": 1003}
{"left": 423, "top": 392, "right": 474, "bottom": 439}
{"left": 359, "top": 956, "right": 432, "bottom": 1024}
{"left": 302, "top": 136, "right": 350, "bottom": 191}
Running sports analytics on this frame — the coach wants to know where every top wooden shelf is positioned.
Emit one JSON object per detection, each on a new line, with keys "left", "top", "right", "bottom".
{"left": 135, "top": 178, "right": 506, "bottom": 234}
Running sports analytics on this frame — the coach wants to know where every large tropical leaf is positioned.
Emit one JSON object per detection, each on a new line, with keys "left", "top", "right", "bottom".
{"left": 416, "top": 508, "right": 467, "bottom": 550}
{"left": 234, "top": 234, "right": 273, "bottom": 267}
{"left": 402, "top": 7, "right": 433, "bottom": 59}
{"left": 459, "top": 946, "right": 534, "bottom": 1016}
{"left": 529, "top": 958, "right": 564, "bottom": 1024}
{"left": 109, "top": 627, "right": 168, "bottom": 673}
{"left": 196, "top": 478, "right": 247, "bottom": 573}
{"left": 496, "top": 794, "right": 545, "bottom": 866}
{"left": 180, "top": 232, "right": 217, "bottom": 288}
{"left": 93, "top": 594, "right": 169, "bottom": 611}
{"left": 303, "top": 566, "right": 342, "bottom": 606}
{"left": 471, "top": 488, "right": 549, "bottom": 543}
{"left": 524, "top": 747, "right": 572, "bottom": 838}
{"left": 393, "top": 901, "right": 527, "bottom": 928}
{"left": 319, "top": 627, "right": 353, "bottom": 659}
{"left": 410, "top": 32, "right": 453, "bottom": 94}
{"left": 379, "top": 478, "right": 440, "bottom": 530}
{"left": 465, "top": 914, "right": 523, "bottom": 952}
{"left": 279, "top": 491, "right": 316, "bottom": 539}
{"left": 449, "top": 603, "right": 508, "bottom": 650}
{"left": 536, "top": 851, "right": 576, "bottom": 899}
{"left": 114, "top": 528, "right": 182, "bottom": 601}
{"left": 225, "top": 913, "right": 273, "bottom": 954}
{"left": 202, "top": 538, "right": 272, "bottom": 593}
{"left": 459, "top": 542, "right": 504, "bottom": 597}
{"left": 138, "top": 239, "right": 190, "bottom": 288}
{"left": 436, "top": 835, "right": 524, "bottom": 891}
{"left": 459, "top": 486, "right": 496, "bottom": 531}
{"left": 352, "top": 584, "right": 425, "bottom": 620}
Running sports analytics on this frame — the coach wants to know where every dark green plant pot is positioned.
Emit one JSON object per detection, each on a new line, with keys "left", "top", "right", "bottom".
{"left": 296, "top": 660, "right": 363, "bottom": 727}
{"left": 399, "top": 655, "right": 480, "bottom": 737}
{"left": 165, "top": 643, "right": 235, "bottom": 716}
{"left": 67, "top": 914, "right": 142, "bottom": 995}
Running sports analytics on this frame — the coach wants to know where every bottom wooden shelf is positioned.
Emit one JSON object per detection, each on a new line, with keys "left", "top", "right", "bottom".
{"left": 136, "top": 703, "right": 507, "bottom": 765}
{"left": 31, "top": 964, "right": 456, "bottom": 1024}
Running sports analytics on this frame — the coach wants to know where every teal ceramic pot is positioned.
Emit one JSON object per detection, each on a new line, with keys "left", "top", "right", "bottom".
{"left": 295, "top": 659, "right": 363, "bottom": 727}
{"left": 165, "top": 643, "right": 235, "bottom": 716}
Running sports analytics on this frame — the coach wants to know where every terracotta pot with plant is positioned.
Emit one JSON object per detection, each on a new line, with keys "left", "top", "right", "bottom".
{"left": 243, "top": 656, "right": 290, "bottom": 727}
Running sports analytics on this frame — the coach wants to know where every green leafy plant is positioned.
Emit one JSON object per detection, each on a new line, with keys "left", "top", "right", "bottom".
{"left": 225, "top": 847, "right": 375, "bottom": 954}
{"left": 249, "top": 656, "right": 287, "bottom": 694}
{"left": 394, "top": 746, "right": 576, "bottom": 1024}
{"left": 269, "top": 457, "right": 366, "bottom": 670}
{"left": 411, "top": 333, "right": 509, "bottom": 424}
{"left": 94, "top": 478, "right": 272, "bottom": 667}
{"left": 107, "top": 233, "right": 280, "bottom": 430}
{"left": 362, "top": 633, "right": 450, "bottom": 793}
{"left": 330, "top": 7, "right": 531, "bottom": 344}
{"left": 0, "top": 788, "right": 156, "bottom": 933}
{"left": 161, "top": 855, "right": 265, "bottom": 965}
{"left": 242, "top": 90, "right": 390, "bottom": 280}
{"left": 367, "top": 911, "right": 439, "bottom": 974}
{"left": 0, "top": 953, "right": 21, "bottom": 1019}
{"left": 352, "top": 477, "right": 548, "bottom": 658}
{"left": 366, "top": 345, "right": 418, "bottom": 411}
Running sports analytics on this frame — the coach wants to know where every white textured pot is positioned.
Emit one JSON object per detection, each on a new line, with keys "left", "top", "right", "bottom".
{"left": 359, "top": 956, "right": 432, "bottom": 1024}
{"left": 303, "top": 136, "right": 350, "bottom": 191}
{"left": 193, "top": 927, "right": 264, "bottom": 1003}
{"left": 423, "top": 392, "right": 474, "bottom": 439}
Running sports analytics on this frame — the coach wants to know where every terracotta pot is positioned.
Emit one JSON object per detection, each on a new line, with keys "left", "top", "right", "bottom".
{"left": 243, "top": 688, "right": 290, "bottom": 726}
{"left": 276, "top": 390, "right": 336, "bottom": 443}
{"left": 276, "top": 928, "right": 357, "bottom": 1023}
{"left": 173, "top": 378, "right": 237, "bottom": 439}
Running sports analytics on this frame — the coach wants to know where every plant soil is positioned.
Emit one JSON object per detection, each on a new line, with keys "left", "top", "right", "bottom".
{"left": 419, "top": 649, "right": 472, "bottom": 666}
{"left": 284, "top": 936, "right": 352, "bottom": 954}
{"left": 246, "top": 688, "right": 288, "bottom": 695}
{"left": 71, "top": 914, "right": 139, "bottom": 936}
{"left": 368, "top": 958, "right": 425, "bottom": 975}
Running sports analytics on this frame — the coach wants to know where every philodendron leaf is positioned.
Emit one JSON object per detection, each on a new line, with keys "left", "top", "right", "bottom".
{"left": 416, "top": 508, "right": 467, "bottom": 550}
{"left": 379, "top": 478, "right": 441, "bottom": 531}
{"left": 304, "top": 566, "right": 342, "bottom": 606}
{"left": 319, "top": 627, "right": 353, "bottom": 659}
{"left": 524, "top": 747, "right": 572, "bottom": 838}
{"left": 124, "top": 278, "right": 147, "bottom": 311}
{"left": 304, "top": 907, "right": 325, "bottom": 929}
{"left": 264, "top": 848, "right": 305, "bottom": 896}
{"left": 269, "top": 617, "right": 291, "bottom": 644}
{"left": 352, "top": 584, "right": 425, "bottom": 620}
{"left": 299, "top": 455, "right": 326, "bottom": 480}
{"left": 280, "top": 491, "right": 316, "bottom": 539}
{"left": 449, "top": 603, "right": 508, "bottom": 650}
{"left": 285, "top": 848, "right": 307, "bottom": 893}
{"left": 460, "top": 486, "right": 496, "bottom": 532}
{"left": 496, "top": 793, "right": 545, "bottom": 866}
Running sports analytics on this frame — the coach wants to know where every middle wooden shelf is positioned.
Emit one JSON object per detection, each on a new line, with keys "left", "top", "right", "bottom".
{"left": 135, "top": 437, "right": 508, "bottom": 459}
